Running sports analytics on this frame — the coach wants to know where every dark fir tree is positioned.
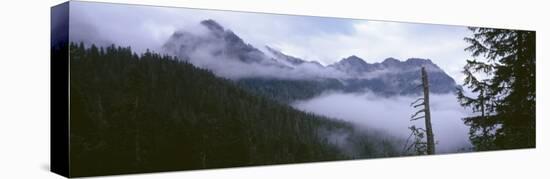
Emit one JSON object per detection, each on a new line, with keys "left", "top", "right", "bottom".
{"left": 457, "top": 27, "right": 535, "bottom": 151}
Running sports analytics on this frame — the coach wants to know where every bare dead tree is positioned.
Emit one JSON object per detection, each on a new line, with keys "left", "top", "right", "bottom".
{"left": 421, "top": 67, "right": 435, "bottom": 154}
{"left": 406, "top": 66, "right": 435, "bottom": 155}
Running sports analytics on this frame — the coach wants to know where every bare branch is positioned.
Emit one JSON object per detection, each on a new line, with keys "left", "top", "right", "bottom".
{"left": 410, "top": 116, "right": 425, "bottom": 121}
{"left": 410, "top": 97, "right": 424, "bottom": 106}
{"left": 401, "top": 130, "right": 415, "bottom": 154}
{"left": 411, "top": 109, "right": 425, "bottom": 119}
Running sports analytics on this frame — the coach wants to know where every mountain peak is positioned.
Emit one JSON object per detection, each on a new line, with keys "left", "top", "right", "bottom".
{"left": 165, "top": 19, "right": 272, "bottom": 65}
{"left": 405, "top": 58, "right": 433, "bottom": 65}
{"left": 328, "top": 55, "right": 371, "bottom": 74}
{"left": 341, "top": 55, "right": 367, "bottom": 65}
{"left": 200, "top": 19, "right": 225, "bottom": 33}
{"left": 382, "top": 57, "right": 400, "bottom": 65}
{"left": 346, "top": 55, "right": 362, "bottom": 60}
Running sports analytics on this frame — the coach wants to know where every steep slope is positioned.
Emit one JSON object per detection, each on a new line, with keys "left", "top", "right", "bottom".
{"left": 68, "top": 43, "right": 401, "bottom": 177}
{"left": 264, "top": 46, "right": 324, "bottom": 68}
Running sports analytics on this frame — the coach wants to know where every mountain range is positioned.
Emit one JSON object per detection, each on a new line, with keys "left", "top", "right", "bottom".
{"left": 163, "top": 19, "right": 457, "bottom": 102}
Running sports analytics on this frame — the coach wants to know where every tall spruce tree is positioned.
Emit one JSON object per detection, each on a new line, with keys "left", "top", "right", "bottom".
{"left": 457, "top": 27, "right": 535, "bottom": 151}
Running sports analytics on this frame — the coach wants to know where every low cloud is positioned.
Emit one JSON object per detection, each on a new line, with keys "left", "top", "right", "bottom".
{"left": 292, "top": 91, "right": 472, "bottom": 153}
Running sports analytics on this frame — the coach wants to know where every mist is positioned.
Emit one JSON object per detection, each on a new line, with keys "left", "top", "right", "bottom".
{"left": 292, "top": 91, "right": 472, "bottom": 153}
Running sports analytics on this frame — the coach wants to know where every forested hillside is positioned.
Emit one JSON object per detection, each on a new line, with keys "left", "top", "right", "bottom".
{"left": 237, "top": 78, "right": 344, "bottom": 104}
{"left": 68, "top": 43, "right": 401, "bottom": 177}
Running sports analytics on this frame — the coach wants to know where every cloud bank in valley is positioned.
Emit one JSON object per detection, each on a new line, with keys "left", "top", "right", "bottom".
{"left": 293, "top": 92, "right": 473, "bottom": 153}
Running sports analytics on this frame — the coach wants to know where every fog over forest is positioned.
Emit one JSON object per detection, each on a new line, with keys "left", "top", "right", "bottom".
{"left": 293, "top": 91, "right": 472, "bottom": 153}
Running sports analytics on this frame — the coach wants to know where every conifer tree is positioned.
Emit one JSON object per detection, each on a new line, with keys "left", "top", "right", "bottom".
{"left": 457, "top": 27, "right": 535, "bottom": 150}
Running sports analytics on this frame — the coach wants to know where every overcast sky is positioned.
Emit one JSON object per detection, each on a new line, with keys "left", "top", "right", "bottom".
{"left": 70, "top": 1, "right": 475, "bottom": 83}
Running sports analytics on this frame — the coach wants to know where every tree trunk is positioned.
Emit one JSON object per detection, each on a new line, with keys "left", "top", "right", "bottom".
{"left": 421, "top": 67, "right": 435, "bottom": 154}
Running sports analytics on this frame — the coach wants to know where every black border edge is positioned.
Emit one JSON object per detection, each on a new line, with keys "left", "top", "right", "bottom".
{"left": 51, "top": 1, "right": 70, "bottom": 178}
